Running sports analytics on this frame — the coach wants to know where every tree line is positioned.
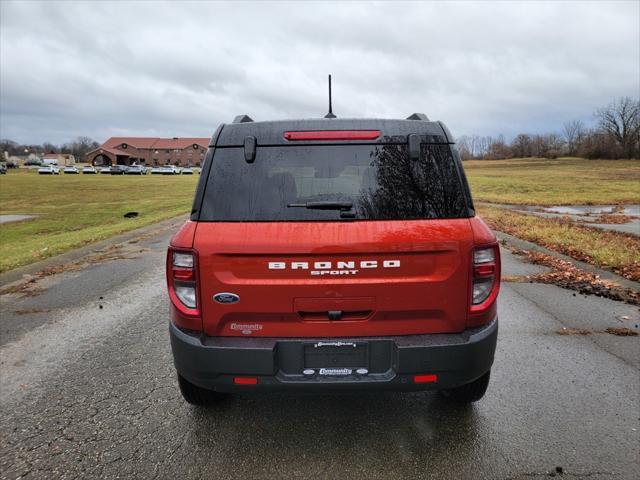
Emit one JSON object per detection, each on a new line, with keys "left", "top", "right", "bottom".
{"left": 457, "top": 97, "right": 639, "bottom": 160}
{"left": 2, "top": 97, "right": 638, "bottom": 163}
{"left": 0, "top": 136, "right": 100, "bottom": 162}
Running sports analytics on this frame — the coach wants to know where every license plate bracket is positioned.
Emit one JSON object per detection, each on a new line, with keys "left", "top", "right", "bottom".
{"left": 304, "top": 341, "right": 368, "bottom": 369}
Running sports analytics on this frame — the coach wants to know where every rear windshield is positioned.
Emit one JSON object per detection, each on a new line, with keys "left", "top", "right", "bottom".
{"left": 199, "top": 144, "right": 469, "bottom": 221}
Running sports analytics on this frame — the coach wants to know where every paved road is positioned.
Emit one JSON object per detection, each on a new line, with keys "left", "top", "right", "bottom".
{"left": 1, "top": 222, "right": 638, "bottom": 479}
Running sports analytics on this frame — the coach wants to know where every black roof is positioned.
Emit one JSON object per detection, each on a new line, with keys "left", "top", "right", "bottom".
{"left": 211, "top": 118, "right": 453, "bottom": 147}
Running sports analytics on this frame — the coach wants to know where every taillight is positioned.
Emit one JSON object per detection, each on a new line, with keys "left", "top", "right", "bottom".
{"left": 470, "top": 245, "right": 500, "bottom": 313}
{"left": 167, "top": 248, "right": 201, "bottom": 330}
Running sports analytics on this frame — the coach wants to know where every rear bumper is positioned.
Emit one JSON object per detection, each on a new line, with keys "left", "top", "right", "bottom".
{"left": 170, "top": 317, "right": 498, "bottom": 392}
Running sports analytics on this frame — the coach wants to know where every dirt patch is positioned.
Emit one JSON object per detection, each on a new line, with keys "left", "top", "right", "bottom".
{"left": 501, "top": 275, "right": 529, "bottom": 283}
{"left": 14, "top": 308, "right": 51, "bottom": 315}
{"left": 0, "top": 277, "right": 44, "bottom": 297}
{"left": 556, "top": 327, "right": 639, "bottom": 336}
{"left": 582, "top": 214, "right": 638, "bottom": 224}
{"left": 605, "top": 327, "right": 639, "bottom": 336}
{"left": 557, "top": 328, "right": 592, "bottom": 335}
{"left": 0, "top": 244, "right": 150, "bottom": 299}
{"left": 507, "top": 247, "right": 640, "bottom": 306}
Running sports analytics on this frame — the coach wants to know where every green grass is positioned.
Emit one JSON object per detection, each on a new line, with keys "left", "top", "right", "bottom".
{"left": 0, "top": 170, "right": 198, "bottom": 273}
{"left": 464, "top": 157, "right": 640, "bottom": 205}
{"left": 478, "top": 205, "right": 640, "bottom": 281}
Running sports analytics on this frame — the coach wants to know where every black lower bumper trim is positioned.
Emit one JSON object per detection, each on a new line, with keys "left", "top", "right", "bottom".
{"left": 170, "top": 317, "right": 498, "bottom": 392}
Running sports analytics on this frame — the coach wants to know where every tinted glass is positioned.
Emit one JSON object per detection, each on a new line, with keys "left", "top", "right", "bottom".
{"left": 199, "top": 144, "right": 468, "bottom": 221}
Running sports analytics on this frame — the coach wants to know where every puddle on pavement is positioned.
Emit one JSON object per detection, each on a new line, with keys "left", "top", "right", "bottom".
{"left": 543, "top": 205, "right": 639, "bottom": 216}
{"left": 506, "top": 204, "right": 640, "bottom": 236}
{"left": 515, "top": 204, "right": 640, "bottom": 216}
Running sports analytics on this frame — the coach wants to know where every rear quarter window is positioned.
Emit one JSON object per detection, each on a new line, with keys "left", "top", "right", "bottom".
{"left": 199, "top": 143, "right": 469, "bottom": 222}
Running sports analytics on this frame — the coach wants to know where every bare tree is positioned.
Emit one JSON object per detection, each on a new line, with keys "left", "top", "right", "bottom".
{"left": 455, "top": 135, "right": 472, "bottom": 160}
{"left": 511, "top": 134, "right": 532, "bottom": 158}
{"left": 595, "top": 97, "right": 640, "bottom": 158}
{"left": 43, "top": 142, "right": 57, "bottom": 153}
{"left": 543, "top": 133, "right": 565, "bottom": 158}
{"left": 562, "top": 120, "right": 585, "bottom": 156}
{"left": 62, "top": 136, "right": 100, "bottom": 160}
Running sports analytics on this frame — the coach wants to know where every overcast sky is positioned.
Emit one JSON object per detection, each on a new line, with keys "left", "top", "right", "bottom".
{"left": 1, "top": 0, "right": 638, "bottom": 145}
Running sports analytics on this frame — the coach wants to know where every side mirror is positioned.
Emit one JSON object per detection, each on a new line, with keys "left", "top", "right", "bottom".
{"left": 244, "top": 136, "right": 256, "bottom": 163}
{"left": 408, "top": 134, "right": 421, "bottom": 161}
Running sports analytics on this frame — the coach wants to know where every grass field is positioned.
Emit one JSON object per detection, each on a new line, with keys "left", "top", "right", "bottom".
{"left": 478, "top": 205, "right": 640, "bottom": 281}
{"left": 465, "top": 157, "right": 640, "bottom": 281}
{"left": 1, "top": 158, "right": 639, "bottom": 276}
{"left": 0, "top": 170, "right": 198, "bottom": 273}
{"left": 464, "top": 157, "right": 640, "bottom": 205}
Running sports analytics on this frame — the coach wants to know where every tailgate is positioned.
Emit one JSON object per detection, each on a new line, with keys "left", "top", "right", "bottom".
{"left": 194, "top": 219, "right": 472, "bottom": 337}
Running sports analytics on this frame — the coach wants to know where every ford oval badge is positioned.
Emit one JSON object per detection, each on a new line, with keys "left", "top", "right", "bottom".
{"left": 213, "top": 293, "right": 240, "bottom": 304}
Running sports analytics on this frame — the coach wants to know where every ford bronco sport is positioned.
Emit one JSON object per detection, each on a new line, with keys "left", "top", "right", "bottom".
{"left": 167, "top": 113, "right": 500, "bottom": 405}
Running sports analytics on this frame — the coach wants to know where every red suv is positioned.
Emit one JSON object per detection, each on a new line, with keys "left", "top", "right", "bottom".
{"left": 167, "top": 114, "right": 500, "bottom": 405}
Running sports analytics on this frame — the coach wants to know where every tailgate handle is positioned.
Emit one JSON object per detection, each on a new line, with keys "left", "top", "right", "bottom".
{"left": 298, "top": 310, "right": 372, "bottom": 321}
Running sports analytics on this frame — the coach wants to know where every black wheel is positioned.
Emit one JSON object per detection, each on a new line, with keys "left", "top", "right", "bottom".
{"left": 439, "top": 370, "right": 490, "bottom": 403}
{"left": 178, "top": 374, "right": 228, "bottom": 406}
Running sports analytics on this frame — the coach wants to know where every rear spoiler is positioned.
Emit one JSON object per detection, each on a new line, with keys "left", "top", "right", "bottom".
{"left": 212, "top": 118, "right": 452, "bottom": 147}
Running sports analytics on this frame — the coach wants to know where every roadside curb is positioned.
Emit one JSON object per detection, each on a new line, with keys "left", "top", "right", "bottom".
{"left": 495, "top": 230, "right": 640, "bottom": 292}
{"left": 0, "top": 215, "right": 188, "bottom": 288}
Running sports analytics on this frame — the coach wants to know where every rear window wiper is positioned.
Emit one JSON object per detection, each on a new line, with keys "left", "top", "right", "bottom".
{"left": 287, "top": 201, "right": 353, "bottom": 211}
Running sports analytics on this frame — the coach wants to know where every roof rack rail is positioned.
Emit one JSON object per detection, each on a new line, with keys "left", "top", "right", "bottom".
{"left": 406, "top": 113, "right": 429, "bottom": 121}
{"left": 232, "top": 115, "right": 254, "bottom": 124}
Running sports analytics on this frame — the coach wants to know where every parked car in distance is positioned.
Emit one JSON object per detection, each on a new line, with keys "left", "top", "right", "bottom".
{"left": 167, "top": 114, "right": 500, "bottom": 407}
{"left": 126, "top": 165, "right": 146, "bottom": 175}
{"left": 99, "top": 166, "right": 111, "bottom": 174}
{"left": 110, "top": 165, "right": 128, "bottom": 175}
{"left": 181, "top": 167, "right": 194, "bottom": 175}
{"left": 150, "top": 166, "right": 164, "bottom": 174}
{"left": 63, "top": 166, "right": 79, "bottom": 174}
{"left": 38, "top": 165, "right": 60, "bottom": 175}
{"left": 161, "top": 165, "right": 180, "bottom": 175}
{"left": 82, "top": 166, "right": 98, "bottom": 174}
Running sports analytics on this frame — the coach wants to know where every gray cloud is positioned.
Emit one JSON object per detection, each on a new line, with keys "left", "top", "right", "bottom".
{"left": 1, "top": 0, "right": 638, "bottom": 144}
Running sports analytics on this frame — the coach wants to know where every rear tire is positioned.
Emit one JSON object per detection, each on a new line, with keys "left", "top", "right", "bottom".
{"left": 439, "top": 370, "right": 490, "bottom": 403}
{"left": 178, "top": 374, "right": 228, "bottom": 406}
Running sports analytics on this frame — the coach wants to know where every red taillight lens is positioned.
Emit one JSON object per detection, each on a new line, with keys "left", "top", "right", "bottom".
{"left": 470, "top": 245, "right": 500, "bottom": 312}
{"left": 474, "top": 264, "right": 495, "bottom": 277}
{"left": 172, "top": 267, "right": 194, "bottom": 281}
{"left": 167, "top": 249, "right": 201, "bottom": 329}
{"left": 283, "top": 130, "right": 380, "bottom": 141}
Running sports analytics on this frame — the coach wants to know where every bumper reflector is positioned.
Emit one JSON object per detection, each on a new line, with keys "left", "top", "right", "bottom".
{"left": 234, "top": 376, "right": 258, "bottom": 385}
{"left": 413, "top": 374, "right": 438, "bottom": 384}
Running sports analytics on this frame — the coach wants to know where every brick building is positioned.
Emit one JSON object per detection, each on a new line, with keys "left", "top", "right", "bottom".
{"left": 85, "top": 137, "right": 209, "bottom": 167}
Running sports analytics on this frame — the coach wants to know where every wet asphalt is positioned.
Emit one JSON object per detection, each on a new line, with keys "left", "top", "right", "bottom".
{"left": 0, "top": 223, "right": 638, "bottom": 479}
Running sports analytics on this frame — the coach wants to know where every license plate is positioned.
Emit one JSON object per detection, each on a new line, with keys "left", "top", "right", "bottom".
{"left": 304, "top": 341, "right": 368, "bottom": 369}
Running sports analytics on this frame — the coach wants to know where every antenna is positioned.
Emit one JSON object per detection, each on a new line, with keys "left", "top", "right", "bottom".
{"left": 324, "top": 74, "right": 336, "bottom": 118}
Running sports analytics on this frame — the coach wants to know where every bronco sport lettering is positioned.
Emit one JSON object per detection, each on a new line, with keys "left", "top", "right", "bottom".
{"left": 268, "top": 260, "right": 400, "bottom": 276}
